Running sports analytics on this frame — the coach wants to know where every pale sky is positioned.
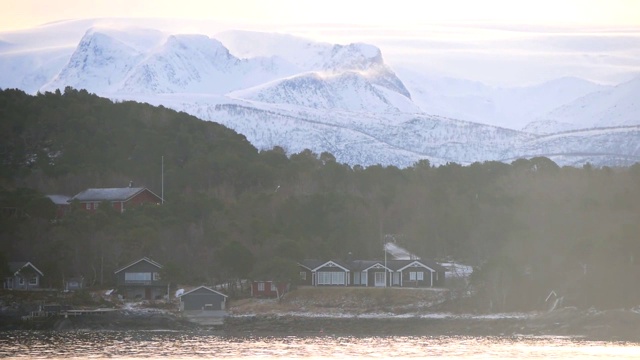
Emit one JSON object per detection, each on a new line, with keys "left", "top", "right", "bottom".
{"left": 2, "top": 0, "right": 640, "bottom": 86}
{"left": 3, "top": 0, "right": 640, "bottom": 31}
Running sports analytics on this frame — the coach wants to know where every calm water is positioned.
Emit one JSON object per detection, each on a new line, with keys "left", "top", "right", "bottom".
{"left": 0, "top": 331, "right": 639, "bottom": 359}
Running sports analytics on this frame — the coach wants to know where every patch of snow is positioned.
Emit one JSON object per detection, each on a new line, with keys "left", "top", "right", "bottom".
{"left": 440, "top": 262, "right": 474, "bottom": 279}
{"left": 384, "top": 242, "right": 420, "bottom": 260}
{"left": 227, "top": 311, "right": 531, "bottom": 320}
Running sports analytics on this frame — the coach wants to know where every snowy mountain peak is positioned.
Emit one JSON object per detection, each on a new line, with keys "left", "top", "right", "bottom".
{"left": 164, "top": 34, "right": 232, "bottom": 61}
{"left": 41, "top": 29, "right": 142, "bottom": 93}
{"left": 526, "top": 74, "right": 640, "bottom": 133}
{"left": 229, "top": 70, "right": 419, "bottom": 113}
{"left": 325, "top": 42, "right": 383, "bottom": 71}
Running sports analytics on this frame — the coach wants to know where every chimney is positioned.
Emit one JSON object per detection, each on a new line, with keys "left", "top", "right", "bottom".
{"left": 129, "top": 181, "right": 133, "bottom": 188}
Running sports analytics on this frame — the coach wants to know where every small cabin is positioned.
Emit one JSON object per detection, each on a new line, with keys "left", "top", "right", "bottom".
{"left": 179, "top": 286, "right": 228, "bottom": 311}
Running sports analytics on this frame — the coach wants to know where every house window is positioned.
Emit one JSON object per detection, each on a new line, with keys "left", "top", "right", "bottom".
{"left": 85, "top": 203, "right": 91, "bottom": 210}
{"left": 393, "top": 272, "right": 400, "bottom": 285}
{"left": 94, "top": 202, "right": 99, "bottom": 209}
{"left": 125, "top": 272, "right": 152, "bottom": 281}
{"left": 153, "top": 272, "right": 160, "bottom": 281}
{"left": 332, "top": 272, "right": 344, "bottom": 285}
{"left": 417, "top": 271, "right": 424, "bottom": 281}
{"left": 318, "top": 272, "right": 345, "bottom": 285}
{"left": 354, "top": 272, "right": 361, "bottom": 285}
{"left": 29, "top": 277, "right": 38, "bottom": 285}
{"left": 299, "top": 271, "right": 306, "bottom": 281}
{"left": 361, "top": 271, "right": 368, "bottom": 285}
{"left": 257, "top": 282, "right": 265, "bottom": 291}
{"left": 270, "top": 283, "right": 277, "bottom": 291}
{"left": 410, "top": 272, "right": 419, "bottom": 280}
{"left": 19, "top": 278, "right": 24, "bottom": 285}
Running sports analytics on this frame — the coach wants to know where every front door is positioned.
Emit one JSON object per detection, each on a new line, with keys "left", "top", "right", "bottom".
{"left": 374, "top": 272, "right": 386, "bottom": 287}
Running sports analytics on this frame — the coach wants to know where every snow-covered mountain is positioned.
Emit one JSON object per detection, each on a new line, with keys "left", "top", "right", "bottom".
{"left": 216, "top": 30, "right": 411, "bottom": 98}
{"left": 525, "top": 76, "right": 640, "bottom": 134}
{"left": 228, "top": 71, "right": 419, "bottom": 113}
{"left": 396, "top": 67, "right": 610, "bottom": 130}
{"left": 1, "top": 22, "right": 639, "bottom": 168}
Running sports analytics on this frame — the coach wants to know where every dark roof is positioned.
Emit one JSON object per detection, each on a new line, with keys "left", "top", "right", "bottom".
{"left": 70, "top": 187, "right": 161, "bottom": 202}
{"left": 8, "top": 261, "right": 44, "bottom": 277}
{"left": 298, "top": 259, "right": 326, "bottom": 270}
{"left": 46, "top": 195, "right": 71, "bottom": 205}
{"left": 114, "top": 257, "right": 163, "bottom": 274}
{"left": 349, "top": 260, "right": 390, "bottom": 271}
{"left": 179, "top": 286, "right": 228, "bottom": 298}
{"left": 299, "top": 259, "right": 351, "bottom": 272}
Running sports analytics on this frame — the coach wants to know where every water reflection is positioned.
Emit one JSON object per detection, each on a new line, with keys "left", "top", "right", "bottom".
{"left": 0, "top": 331, "right": 638, "bottom": 359}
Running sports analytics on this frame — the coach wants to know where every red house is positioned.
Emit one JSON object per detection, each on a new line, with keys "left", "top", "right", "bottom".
{"left": 70, "top": 186, "right": 163, "bottom": 213}
{"left": 46, "top": 195, "right": 71, "bottom": 219}
{"left": 250, "top": 281, "right": 289, "bottom": 298}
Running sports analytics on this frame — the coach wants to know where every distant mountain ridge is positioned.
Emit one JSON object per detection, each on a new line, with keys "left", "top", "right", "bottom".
{"left": 1, "top": 23, "right": 639, "bottom": 167}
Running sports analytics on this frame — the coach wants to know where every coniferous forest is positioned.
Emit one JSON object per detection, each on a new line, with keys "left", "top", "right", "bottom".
{"left": 1, "top": 88, "right": 639, "bottom": 311}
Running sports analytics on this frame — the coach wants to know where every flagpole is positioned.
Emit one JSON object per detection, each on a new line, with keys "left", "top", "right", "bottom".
{"left": 161, "top": 156, "right": 164, "bottom": 204}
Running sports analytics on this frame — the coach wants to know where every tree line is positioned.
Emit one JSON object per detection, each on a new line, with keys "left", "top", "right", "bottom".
{"left": 1, "top": 88, "right": 639, "bottom": 310}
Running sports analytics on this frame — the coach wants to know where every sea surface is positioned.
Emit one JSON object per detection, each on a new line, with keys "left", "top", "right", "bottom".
{"left": 0, "top": 331, "right": 639, "bottom": 359}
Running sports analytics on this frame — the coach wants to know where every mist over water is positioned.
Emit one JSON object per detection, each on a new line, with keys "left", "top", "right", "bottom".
{"left": 1, "top": 331, "right": 638, "bottom": 359}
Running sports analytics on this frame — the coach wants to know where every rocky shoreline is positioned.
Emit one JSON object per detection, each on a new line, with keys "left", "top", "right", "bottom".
{"left": 223, "top": 309, "right": 640, "bottom": 341}
{"left": 3, "top": 307, "right": 640, "bottom": 342}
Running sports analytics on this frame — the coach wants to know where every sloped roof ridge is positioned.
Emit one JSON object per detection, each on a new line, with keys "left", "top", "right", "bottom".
{"left": 179, "top": 285, "right": 228, "bottom": 298}
{"left": 114, "top": 256, "right": 163, "bottom": 274}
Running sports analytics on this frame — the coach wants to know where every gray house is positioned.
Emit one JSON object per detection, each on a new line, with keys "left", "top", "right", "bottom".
{"left": 114, "top": 257, "right": 166, "bottom": 300}
{"left": 4, "top": 261, "right": 44, "bottom": 290}
{"left": 298, "top": 258, "right": 446, "bottom": 288}
{"left": 179, "top": 286, "right": 228, "bottom": 311}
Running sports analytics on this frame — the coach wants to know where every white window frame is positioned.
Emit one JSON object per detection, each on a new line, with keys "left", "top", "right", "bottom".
{"left": 94, "top": 202, "right": 100, "bottom": 209}
{"left": 409, "top": 271, "right": 416, "bottom": 280}
{"left": 317, "top": 271, "right": 345, "bottom": 285}
{"left": 417, "top": 271, "right": 424, "bottom": 281}
{"left": 153, "top": 272, "right": 160, "bottom": 281}
{"left": 270, "top": 283, "right": 277, "bottom": 291}
{"left": 299, "top": 271, "right": 307, "bottom": 281}
{"left": 29, "top": 276, "right": 38, "bottom": 285}
{"left": 257, "top": 282, "right": 265, "bottom": 291}
{"left": 19, "top": 278, "right": 25, "bottom": 285}
{"left": 85, "top": 203, "right": 91, "bottom": 210}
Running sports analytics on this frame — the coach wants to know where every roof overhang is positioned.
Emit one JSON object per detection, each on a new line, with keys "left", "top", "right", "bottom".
{"left": 13, "top": 262, "right": 44, "bottom": 277}
{"left": 312, "top": 260, "right": 350, "bottom": 272}
{"left": 114, "top": 257, "right": 163, "bottom": 274}
{"left": 179, "top": 285, "right": 228, "bottom": 298}
{"left": 361, "top": 262, "right": 393, "bottom": 272}
{"left": 397, "top": 260, "right": 437, "bottom": 273}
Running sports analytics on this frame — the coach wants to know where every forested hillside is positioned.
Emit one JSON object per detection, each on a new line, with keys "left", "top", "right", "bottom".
{"left": 1, "top": 88, "right": 639, "bottom": 310}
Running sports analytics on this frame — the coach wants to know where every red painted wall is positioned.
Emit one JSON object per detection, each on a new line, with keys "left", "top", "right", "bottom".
{"left": 251, "top": 281, "right": 289, "bottom": 298}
